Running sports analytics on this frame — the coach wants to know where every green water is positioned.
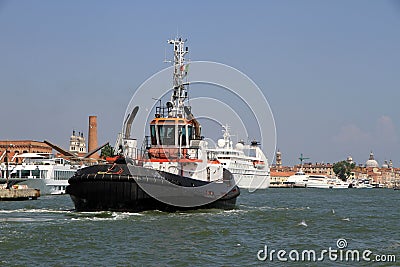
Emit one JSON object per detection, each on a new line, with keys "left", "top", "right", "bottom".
{"left": 0, "top": 189, "right": 399, "bottom": 266}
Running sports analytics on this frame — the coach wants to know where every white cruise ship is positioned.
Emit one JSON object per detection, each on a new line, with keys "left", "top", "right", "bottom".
{"left": 207, "top": 126, "right": 270, "bottom": 190}
{"left": 0, "top": 153, "right": 79, "bottom": 194}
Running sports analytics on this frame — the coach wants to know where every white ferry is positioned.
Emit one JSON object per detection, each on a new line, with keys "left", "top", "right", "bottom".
{"left": 287, "top": 173, "right": 350, "bottom": 189}
{"left": 0, "top": 153, "right": 79, "bottom": 194}
{"left": 307, "top": 175, "right": 349, "bottom": 189}
{"left": 286, "top": 170, "right": 308, "bottom": 187}
{"left": 352, "top": 179, "right": 374, "bottom": 189}
{"left": 207, "top": 125, "right": 270, "bottom": 190}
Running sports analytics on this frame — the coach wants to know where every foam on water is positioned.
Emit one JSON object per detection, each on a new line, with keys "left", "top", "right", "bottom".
{"left": 67, "top": 211, "right": 144, "bottom": 221}
{"left": 0, "top": 208, "right": 72, "bottom": 214}
{"left": 298, "top": 219, "right": 308, "bottom": 227}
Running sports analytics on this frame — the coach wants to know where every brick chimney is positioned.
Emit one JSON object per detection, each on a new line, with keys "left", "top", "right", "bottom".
{"left": 88, "top": 116, "right": 99, "bottom": 158}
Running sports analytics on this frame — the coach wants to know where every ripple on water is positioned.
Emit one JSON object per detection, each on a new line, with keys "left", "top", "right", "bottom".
{"left": 0, "top": 190, "right": 398, "bottom": 266}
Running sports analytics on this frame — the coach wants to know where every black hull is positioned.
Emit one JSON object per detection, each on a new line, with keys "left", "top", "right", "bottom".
{"left": 66, "top": 164, "right": 240, "bottom": 212}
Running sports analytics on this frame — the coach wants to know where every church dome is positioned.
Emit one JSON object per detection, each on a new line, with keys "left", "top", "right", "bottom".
{"left": 365, "top": 151, "right": 379, "bottom": 168}
{"left": 382, "top": 160, "right": 389, "bottom": 168}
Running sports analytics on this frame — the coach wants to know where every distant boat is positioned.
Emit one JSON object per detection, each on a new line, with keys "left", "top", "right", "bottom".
{"left": 287, "top": 173, "right": 350, "bottom": 189}
{"left": 394, "top": 180, "right": 400, "bottom": 190}
{"left": 286, "top": 171, "right": 308, "bottom": 188}
{"left": 353, "top": 180, "right": 374, "bottom": 189}
{"left": 0, "top": 153, "right": 78, "bottom": 195}
{"left": 307, "top": 175, "right": 350, "bottom": 189}
{"left": 286, "top": 153, "right": 310, "bottom": 188}
{"left": 326, "top": 177, "right": 350, "bottom": 189}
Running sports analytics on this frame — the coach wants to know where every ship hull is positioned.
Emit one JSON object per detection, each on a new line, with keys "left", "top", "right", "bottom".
{"left": 66, "top": 164, "right": 240, "bottom": 212}
{"left": 233, "top": 174, "right": 270, "bottom": 190}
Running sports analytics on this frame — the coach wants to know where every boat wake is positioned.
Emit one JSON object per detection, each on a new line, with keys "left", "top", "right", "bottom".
{"left": 0, "top": 208, "right": 74, "bottom": 223}
{"left": 0, "top": 208, "right": 73, "bottom": 214}
{"left": 68, "top": 211, "right": 144, "bottom": 221}
{"left": 164, "top": 208, "right": 247, "bottom": 218}
{"left": 0, "top": 217, "right": 55, "bottom": 222}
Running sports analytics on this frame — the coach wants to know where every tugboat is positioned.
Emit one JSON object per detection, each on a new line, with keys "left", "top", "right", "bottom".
{"left": 66, "top": 37, "right": 240, "bottom": 212}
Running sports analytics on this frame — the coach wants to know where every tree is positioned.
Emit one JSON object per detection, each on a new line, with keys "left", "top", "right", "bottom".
{"left": 333, "top": 161, "right": 355, "bottom": 181}
{"left": 100, "top": 144, "right": 114, "bottom": 159}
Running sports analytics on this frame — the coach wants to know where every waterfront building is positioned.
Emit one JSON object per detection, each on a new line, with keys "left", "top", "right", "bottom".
{"left": 270, "top": 151, "right": 296, "bottom": 187}
{"left": 0, "top": 141, "right": 52, "bottom": 163}
{"left": 345, "top": 151, "right": 399, "bottom": 188}
{"left": 294, "top": 162, "right": 334, "bottom": 176}
{"left": 270, "top": 150, "right": 399, "bottom": 188}
{"left": 270, "top": 171, "right": 296, "bottom": 187}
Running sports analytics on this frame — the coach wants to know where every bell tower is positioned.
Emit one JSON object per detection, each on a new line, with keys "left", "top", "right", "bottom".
{"left": 276, "top": 150, "right": 282, "bottom": 168}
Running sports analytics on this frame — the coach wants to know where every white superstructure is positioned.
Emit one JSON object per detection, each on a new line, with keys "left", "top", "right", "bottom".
{"left": 287, "top": 170, "right": 308, "bottom": 187}
{"left": 0, "top": 153, "right": 79, "bottom": 194}
{"left": 140, "top": 37, "right": 229, "bottom": 185}
{"left": 352, "top": 179, "right": 374, "bottom": 189}
{"left": 207, "top": 125, "right": 270, "bottom": 190}
{"left": 287, "top": 172, "right": 350, "bottom": 189}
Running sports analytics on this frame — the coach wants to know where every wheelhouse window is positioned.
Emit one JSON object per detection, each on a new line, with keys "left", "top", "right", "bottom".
{"left": 178, "top": 125, "right": 187, "bottom": 146}
{"left": 150, "top": 125, "right": 157, "bottom": 145}
{"left": 158, "top": 125, "right": 175, "bottom": 146}
{"left": 187, "top": 125, "right": 193, "bottom": 140}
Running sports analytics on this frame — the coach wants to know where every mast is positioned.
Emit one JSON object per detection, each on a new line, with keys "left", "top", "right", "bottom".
{"left": 222, "top": 125, "right": 233, "bottom": 149}
{"left": 167, "top": 38, "right": 189, "bottom": 118}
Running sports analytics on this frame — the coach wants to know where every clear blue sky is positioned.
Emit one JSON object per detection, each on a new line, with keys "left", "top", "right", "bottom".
{"left": 1, "top": 0, "right": 399, "bottom": 166}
